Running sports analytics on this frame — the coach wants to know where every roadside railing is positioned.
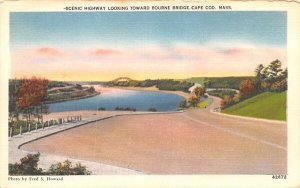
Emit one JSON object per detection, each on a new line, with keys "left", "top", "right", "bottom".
{"left": 8, "top": 115, "right": 82, "bottom": 137}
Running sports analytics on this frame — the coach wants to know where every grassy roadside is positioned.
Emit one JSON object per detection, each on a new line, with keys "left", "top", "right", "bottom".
{"left": 222, "top": 92, "right": 286, "bottom": 121}
{"left": 197, "top": 98, "right": 213, "bottom": 108}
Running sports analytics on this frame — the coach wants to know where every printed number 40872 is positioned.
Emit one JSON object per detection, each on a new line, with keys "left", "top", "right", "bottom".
{"left": 272, "top": 175, "right": 287, "bottom": 179}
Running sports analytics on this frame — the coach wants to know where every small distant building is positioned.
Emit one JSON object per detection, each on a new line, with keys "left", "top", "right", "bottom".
{"left": 188, "top": 83, "right": 202, "bottom": 93}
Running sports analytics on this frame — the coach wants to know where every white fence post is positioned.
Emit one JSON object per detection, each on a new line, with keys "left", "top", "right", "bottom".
{"left": 20, "top": 125, "right": 22, "bottom": 135}
{"left": 10, "top": 127, "right": 13, "bottom": 137}
{"left": 28, "top": 123, "right": 31, "bottom": 132}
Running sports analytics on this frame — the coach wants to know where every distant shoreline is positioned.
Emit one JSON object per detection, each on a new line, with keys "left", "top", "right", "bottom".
{"left": 87, "top": 85, "right": 192, "bottom": 100}
{"left": 116, "top": 86, "right": 192, "bottom": 100}
{"left": 46, "top": 85, "right": 191, "bottom": 105}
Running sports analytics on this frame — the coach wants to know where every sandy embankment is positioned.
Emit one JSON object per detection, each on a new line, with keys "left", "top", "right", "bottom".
{"left": 43, "top": 110, "right": 107, "bottom": 121}
{"left": 43, "top": 110, "right": 137, "bottom": 122}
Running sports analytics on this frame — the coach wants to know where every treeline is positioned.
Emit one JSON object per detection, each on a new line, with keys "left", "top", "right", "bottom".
{"left": 107, "top": 79, "right": 193, "bottom": 93}
{"left": 186, "top": 76, "right": 254, "bottom": 89}
{"left": 221, "top": 59, "right": 287, "bottom": 109}
{"left": 47, "top": 86, "right": 97, "bottom": 103}
{"left": 207, "top": 89, "right": 236, "bottom": 99}
{"left": 48, "top": 81, "right": 70, "bottom": 89}
{"left": 204, "top": 77, "right": 254, "bottom": 89}
{"left": 9, "top": 153, "right": 91, "bottom": 175}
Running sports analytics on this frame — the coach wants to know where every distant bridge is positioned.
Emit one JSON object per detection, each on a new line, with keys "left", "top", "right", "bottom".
{"left": 111, "top": 77, "right": 134, "bottom": 82}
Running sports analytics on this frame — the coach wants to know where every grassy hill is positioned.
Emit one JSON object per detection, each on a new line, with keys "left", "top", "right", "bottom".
{"left": 185, "top": 77, "right": 206, "bottom": 85}
{"left": 222, "top": 92, "right": 287, "bottom": 121}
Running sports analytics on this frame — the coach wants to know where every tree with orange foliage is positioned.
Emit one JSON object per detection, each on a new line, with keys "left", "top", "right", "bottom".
{"left": 16, "top": 77, "right": 48, "bottom": 125}
{"left": 239, "top": 79, "right": 256, "bottom": 99}
{"left": 220, "top": 95, "right": 233, "bottom": 109}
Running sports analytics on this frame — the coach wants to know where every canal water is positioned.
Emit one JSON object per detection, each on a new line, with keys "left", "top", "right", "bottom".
{"left": 48, "top": 89, "right": 184, "bottom": 112}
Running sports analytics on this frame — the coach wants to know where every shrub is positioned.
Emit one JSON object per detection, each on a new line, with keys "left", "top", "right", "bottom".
{"left": 188, "top": 96, "right": 199, "bottom": 107}
{"left": 87, "top": 86, "right": 95, "bottom": 93}
{"left": 260, "top": 80, "right": 271, "bottom": 91}
{"left": 9, "top": 153, "right": 43, "bottom": 175}
{"left": 97, "top": 107, "right": 106, "bottom": 111}
{"left": 178, "top": 99, "right": 187, "bottom": 109}
{"left": 75, "top": 84, "right": 82, "bottom": 89}
{"left": 232, "top": 93, "right": 241, "bottom": 103}
{"left": 114, "top": 107, "right": 136, "bottom": 111}
{"left": 9, "top": 153, "right": 91, "bottom": 175}
{"left": 47, "top": 160, "right": 91, "bottom": 175}
{"left": 147, "top": 108, "right": 157, "bottom": 112}
{"left": 270, "top": 79, "right": 287, "bottom": 92}
{"left": 220, "top": 95, "right": 234, "bottom": 109}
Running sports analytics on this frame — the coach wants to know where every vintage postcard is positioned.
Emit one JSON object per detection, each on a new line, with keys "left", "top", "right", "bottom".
{"left": 0, "top": 0, "right": 300, "bottom": 187}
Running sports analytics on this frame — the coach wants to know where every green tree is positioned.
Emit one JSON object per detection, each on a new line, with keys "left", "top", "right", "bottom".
{"left": 254, "top": 64, "right": 266, "bottom": 92}
{"left": 253, "top": 60, "right": 287, "bottom": 93}
{"left": 267, "top": 59, "right": 283, "bottom": 81}
{"left": 280, "top": 68, "right": 288, "bottom": 79}
{"left": 255, "top": 64, "right": 266, "bottom": 80}
{"left": 192, "top": 86, "right": 205, "bottom": 99}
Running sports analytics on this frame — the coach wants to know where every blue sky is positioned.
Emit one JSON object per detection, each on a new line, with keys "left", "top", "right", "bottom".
{"left": 10, "top": 11, "right": 286, "bottom": 48}
{"left": 10, "top": 11, "right": 287, "bottom": 81}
